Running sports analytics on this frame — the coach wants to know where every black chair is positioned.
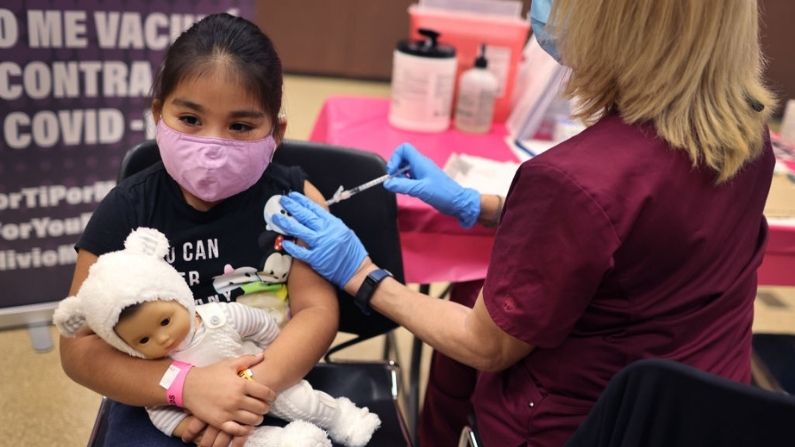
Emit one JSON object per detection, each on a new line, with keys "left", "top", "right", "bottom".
{"left": 87, "top": 397, "right": 112, "bottom": 447}
{"left": 565, "top": 358, "right": 795, "bottom": 447}
{"left": 89, "top": 139, "right": 412, "bottom": 446}
{"left": 115, "top": 140, "right": 163, "bottom": 183}
{"left": 752, "top": 333, "right": 795, "bottom": 394}
{"left": 457, "top": 413, "right": 484, "bottom": 447}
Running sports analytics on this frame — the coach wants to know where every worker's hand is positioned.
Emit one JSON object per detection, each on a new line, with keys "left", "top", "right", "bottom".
{"left": 182, "top": 353, "right": 273, "bottom": 437}
{"left": 384, "top": 142, "right": 480, "bottom": 228}
{"left": 275, "top": 192, "right": 368, "bottom": 288}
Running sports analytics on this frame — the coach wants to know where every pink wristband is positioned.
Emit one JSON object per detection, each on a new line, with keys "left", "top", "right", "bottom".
{"left": 159, "top": 360, "right": 193, "bottom": 407}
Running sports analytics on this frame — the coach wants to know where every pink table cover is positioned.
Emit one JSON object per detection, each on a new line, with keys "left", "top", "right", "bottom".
{"left": 310, "top": 96, "right": 795, "bottom": 286}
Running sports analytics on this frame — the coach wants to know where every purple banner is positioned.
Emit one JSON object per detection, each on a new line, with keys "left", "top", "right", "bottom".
{"left": 0, "top": 0, "right": 253, "bottom": 308}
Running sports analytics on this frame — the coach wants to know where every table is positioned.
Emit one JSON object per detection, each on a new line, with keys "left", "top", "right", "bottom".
{"left": 310, "top": 96, "right": 795, "bottom": 286}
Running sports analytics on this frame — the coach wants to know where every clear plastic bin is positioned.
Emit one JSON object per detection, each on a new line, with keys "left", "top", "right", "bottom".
{"left": 409, "top": 4, "right": 530, "bottom": 122}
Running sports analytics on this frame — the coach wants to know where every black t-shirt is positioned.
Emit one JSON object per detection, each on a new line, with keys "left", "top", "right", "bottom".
{"left": 77, "top": 162, "right": 306, "bottom": 304}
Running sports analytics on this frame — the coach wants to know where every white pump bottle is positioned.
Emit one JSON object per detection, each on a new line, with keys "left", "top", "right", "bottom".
{"left": 454, "top": 44, "right": 499, "bottom": 133}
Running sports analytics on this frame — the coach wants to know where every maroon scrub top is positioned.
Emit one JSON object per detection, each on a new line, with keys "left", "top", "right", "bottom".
{"left": 475, "top": 113, "right": 775, "bottom": 447}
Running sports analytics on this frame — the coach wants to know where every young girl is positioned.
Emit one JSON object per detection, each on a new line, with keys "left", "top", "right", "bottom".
{"left": 59, "top": 13, "right": 339, "bottom": 446}
{"left": 55, "top": 228, "right": 380, "bottom": 447}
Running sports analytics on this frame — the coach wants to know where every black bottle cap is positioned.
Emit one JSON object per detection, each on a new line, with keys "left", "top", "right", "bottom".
{"left": 474, "top": 44, "right": 488, "bottom": 69}
{"left": 396, "top": 27, "right": 456, "bottom": 59}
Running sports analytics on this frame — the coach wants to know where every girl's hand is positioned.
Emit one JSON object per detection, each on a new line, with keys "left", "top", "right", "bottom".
{"left": 174, "top": 415, "right": 206, "bottom": 442}
{"left": 178, "top": 417, "right": 251, "bottom": 447}
{"left": 230, "top": 434, "right": 252, "bottom": 447}
{"left": 182, "top": 353, "right": 274, "bottom": 436}
{"left": 195, "top": 425, "right": 236, "bottom": 447}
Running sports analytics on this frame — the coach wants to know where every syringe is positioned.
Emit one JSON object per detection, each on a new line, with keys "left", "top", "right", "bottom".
{"left": 326, "top": 166, "right": 411, "bottom": 206}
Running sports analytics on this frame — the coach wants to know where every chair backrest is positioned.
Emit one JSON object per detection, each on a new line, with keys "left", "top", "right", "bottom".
{"left": 117, "top": 140, "right": 162, "bottom": 183}
{"left": 273, "top": 140, "right": 404, "bottom": 338}
{"left": 752, "top": 333, "right": 795, "bottom": 394}
{"left": 116, "top": 140, "right": 403, "bottom": 339}
{"left": 565, "top": 358, "right": 795, "bottom": 447}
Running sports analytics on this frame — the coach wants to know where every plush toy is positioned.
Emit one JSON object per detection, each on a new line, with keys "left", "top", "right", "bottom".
{"left": 54, "top": 227, "right": 380, "bottom": 447}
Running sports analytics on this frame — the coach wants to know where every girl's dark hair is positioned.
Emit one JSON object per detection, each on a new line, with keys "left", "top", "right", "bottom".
{"left": 151, "top": 13, "right": 283, "bottom": 121}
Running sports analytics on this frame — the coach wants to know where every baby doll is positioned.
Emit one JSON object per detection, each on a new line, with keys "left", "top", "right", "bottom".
{"left": 54, "top": 227, "right": 380, "bottom": 447}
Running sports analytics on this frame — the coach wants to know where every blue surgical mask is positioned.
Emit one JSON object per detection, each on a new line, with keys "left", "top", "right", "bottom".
{"left": 530, "top": 0, "right": 561, "bottom": 62}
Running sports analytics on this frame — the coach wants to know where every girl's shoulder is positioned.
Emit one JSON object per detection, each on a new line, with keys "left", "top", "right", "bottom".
{"left": 260, "top": 162, "right": 307, "bottom": 193}
{"left": 114, "top": 161, "right": 171, "bottom": 198}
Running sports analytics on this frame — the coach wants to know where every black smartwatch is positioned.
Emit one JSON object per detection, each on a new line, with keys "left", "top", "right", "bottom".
{"left": 354, "top": 269, "right": 393, "bottom": 315}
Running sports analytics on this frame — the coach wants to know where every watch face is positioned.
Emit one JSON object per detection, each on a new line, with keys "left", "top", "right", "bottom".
{"left": 371, "top": 269, "right": 392, "bottom": 281}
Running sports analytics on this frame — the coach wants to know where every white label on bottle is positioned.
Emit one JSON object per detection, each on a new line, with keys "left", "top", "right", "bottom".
{"left": 390, "top": 51, "right": 456, "bottom": 131}
{"left": 485, "top": 45, "right": 512, "bottom": 98}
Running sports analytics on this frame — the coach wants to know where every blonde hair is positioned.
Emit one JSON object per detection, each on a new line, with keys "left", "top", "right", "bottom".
{"left": 550, "top": 0, "right": 775, "bottom": 182}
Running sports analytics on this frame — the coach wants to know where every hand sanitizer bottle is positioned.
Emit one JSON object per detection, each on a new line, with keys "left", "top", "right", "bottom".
{"left": 454, "top": 44, "right": 499, "bottom": 133}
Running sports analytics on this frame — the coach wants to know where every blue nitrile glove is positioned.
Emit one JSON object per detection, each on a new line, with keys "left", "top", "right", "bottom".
{"left": 383, "top": 143, "right": 480, "bottom": 228}
{"left": 274, "top": 192, "right": 368, "bottom": 289}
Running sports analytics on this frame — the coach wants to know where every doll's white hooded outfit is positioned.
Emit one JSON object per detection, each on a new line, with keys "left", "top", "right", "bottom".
{"left": 54, "top": 228, "right": 380, "bottom": 447}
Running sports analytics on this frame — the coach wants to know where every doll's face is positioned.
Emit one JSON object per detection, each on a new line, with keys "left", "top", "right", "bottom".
{"left": 115, "top": 300, "right": 191, "bottom": 359}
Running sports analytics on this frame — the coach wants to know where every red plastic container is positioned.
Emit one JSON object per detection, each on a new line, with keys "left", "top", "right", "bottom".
{"left": 408, "top": 5, "right": 530, "bottom": 122}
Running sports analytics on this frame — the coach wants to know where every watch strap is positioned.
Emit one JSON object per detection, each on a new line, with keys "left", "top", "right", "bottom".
{"left": 354, "top": 269, "right": 392, "bottom": 315}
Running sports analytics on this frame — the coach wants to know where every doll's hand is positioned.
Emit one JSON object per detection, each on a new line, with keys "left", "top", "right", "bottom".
{"left": 182, "top": 353, "right": 273, "bottom": 436}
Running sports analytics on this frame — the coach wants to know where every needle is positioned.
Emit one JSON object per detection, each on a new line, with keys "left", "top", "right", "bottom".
{"left": 326, "top": 166, "right": 411, "bottom": 205}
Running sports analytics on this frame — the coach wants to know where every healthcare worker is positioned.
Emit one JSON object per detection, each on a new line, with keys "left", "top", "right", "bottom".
{"left": 274, "top": 0, "right": 777, "bottom": 445}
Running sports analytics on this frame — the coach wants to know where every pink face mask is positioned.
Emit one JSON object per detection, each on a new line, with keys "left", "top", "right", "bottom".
{"left": 155, "top": 120, "right": 277, "bottom": 203}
